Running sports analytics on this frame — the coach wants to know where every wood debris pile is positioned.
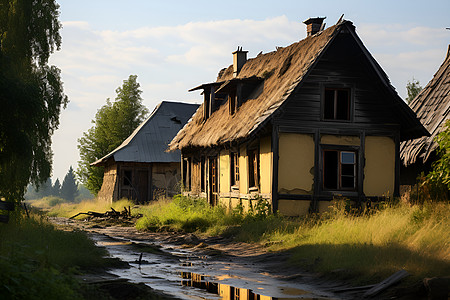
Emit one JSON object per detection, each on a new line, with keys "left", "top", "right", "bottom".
{"left": 70, "top": 206, "right": 140, "bottom": 221}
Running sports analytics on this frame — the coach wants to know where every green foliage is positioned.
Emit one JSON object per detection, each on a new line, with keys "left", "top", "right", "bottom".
{"left": 77, "top": 75, "right": 148, "bottom": 194}
{"left": 0, "top": 0, "right": 68, "bottom": 202}
{"left": 425, "top": 120, "right": 450, "bottom": 198}
{"left": 0, "top": 211, "right": 120, "bottom": 299}
{"left": 405, "top": 78, "right": 423, "bottom": 104}
{"left": 60, "top": 166, "right": 78, "bottom": 202}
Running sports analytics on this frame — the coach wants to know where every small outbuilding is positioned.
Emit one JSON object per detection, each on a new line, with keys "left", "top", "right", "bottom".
{"left": 93, "top": 101, "right": 199, "bottom": 203}
{"left": 168, "top": 18, "right": 427, "bottom": 216}
{"left": 400, "top": 46, "right": 450, "bottom": 184}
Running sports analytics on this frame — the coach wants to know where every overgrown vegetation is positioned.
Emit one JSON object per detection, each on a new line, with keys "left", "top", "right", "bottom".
{"left": 135, "top": 195, "right": 449, "bottom": 284}
{"left": 0, "top": 210, "right": 121, "bottom": 299}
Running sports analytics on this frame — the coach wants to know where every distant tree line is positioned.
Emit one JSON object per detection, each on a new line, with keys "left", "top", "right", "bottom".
{"left": 25, "top": 166, "right": 93, "bottom": 202}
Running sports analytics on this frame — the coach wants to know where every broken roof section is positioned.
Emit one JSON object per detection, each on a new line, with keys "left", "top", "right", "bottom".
{"left": 400, "top": 46, "right": 450, "bottom": 166}
{"left": 92, "top": 101, "right": 199, "bottom": 166}
{"left": 169, "top": 19, "right": 427, "bottom": 151}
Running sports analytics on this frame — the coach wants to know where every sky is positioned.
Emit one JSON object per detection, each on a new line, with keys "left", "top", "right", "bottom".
{"left": 49, "top": 0, "right": 450, "bottom": 184}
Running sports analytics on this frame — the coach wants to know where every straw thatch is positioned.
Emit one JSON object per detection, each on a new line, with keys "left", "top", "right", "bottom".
{"left": 168, "top": 21, "right": 342, "bottom": 151}
{"left": 169, "top": 20, "right": 426, "bottom": 151}
{"left": 400, "top": 47, "right": 450, "bottom": 166}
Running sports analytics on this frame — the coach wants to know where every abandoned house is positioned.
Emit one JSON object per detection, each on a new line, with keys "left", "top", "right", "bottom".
{"left": 93, "top": 101, "right": 199, "bottom": 203}
{"left": 168, "top": 17, "right": 428, "bottom": 216}
{"left": 400, "top": 45, "right": 450, "bottom": 185}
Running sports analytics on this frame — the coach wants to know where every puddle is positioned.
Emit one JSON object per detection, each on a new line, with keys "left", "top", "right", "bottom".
{"left": 90, "top": 233, "right": 342, "bottom": 300}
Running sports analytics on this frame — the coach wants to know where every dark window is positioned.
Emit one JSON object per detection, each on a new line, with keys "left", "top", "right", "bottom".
{"left": 123, "top": 170, "right": 132, "bottom": 186}
{"left": 248, "top": 149, "right": 259, "bottom": 189}
{"left": 324, "top": 88, "right": 350, "bottom": 120}
{"left": 182, "top": 159, "right": 188, "bottom": 189}
{"left": 230, "top": 152, "right": 239, "bottom": 186}
{"left": 323, "top": 150, "right": 356, "bottom": 190}
{"left": 229, "top": 92, "right": 237, "bottom": 115}
{"left": 200, "top": 156, "right": 205, "bottom": 192}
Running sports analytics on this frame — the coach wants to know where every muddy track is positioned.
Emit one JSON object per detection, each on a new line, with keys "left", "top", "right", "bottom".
{"left": 50, "top": 217, "right": 410, "bottom": 299}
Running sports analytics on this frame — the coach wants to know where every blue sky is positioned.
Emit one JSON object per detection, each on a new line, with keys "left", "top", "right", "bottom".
{"left": 49, "top": 0, "right": 450, "bottom": 183}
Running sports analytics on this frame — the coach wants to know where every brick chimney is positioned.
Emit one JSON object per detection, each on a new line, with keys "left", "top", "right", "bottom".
{"left": 303, "top": 17, "right": 326, "bottom": 37}
{"left": 233, "top": 46, "right": 248, "bottom": 77}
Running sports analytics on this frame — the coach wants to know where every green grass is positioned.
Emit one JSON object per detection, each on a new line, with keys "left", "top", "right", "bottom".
{"left": 136, "top": 196, "right": 450, "bottom": 284}
{"left": 0, "top": 210, "right": 123, "bottom": 299}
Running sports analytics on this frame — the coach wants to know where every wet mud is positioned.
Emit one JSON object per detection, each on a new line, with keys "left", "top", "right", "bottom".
{"left": 51, "top": 217, "right": 362, "bottom": 299}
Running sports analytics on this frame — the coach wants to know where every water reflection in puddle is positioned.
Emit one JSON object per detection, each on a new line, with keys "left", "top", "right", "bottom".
{"left": 91, "top": 233, "right": 340, "bottom": 300}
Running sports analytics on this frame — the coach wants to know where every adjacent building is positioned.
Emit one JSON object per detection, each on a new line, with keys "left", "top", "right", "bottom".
{"left": 400, "top": 46, "right": 450, "bottom": 184}
{"left": 93, "top": 101, "right": 199, "bottom": 203}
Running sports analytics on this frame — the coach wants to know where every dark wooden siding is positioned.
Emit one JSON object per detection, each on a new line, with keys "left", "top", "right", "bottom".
{"left": 275, "top": 30, "right": 400, "bottom": 132}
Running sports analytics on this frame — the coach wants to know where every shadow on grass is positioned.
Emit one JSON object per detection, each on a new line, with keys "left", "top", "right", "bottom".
{"left": 288, "top": 242, "right": 450, "bottom": 285}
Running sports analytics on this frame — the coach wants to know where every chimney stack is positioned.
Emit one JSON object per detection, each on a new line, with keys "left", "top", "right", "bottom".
{"left": 233, "top": 46, "right": 248, "bottom": 77}
{"left": 303, "top": 17, "right": 326, "bottom": 37}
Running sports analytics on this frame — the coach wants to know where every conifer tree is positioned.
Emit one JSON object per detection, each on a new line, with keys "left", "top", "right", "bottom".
{"left": 61, "top": 166, "right": 78, "bottom": 202}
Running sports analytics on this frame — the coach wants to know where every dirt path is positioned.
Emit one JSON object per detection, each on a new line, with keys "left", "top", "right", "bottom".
{"left": 49, "top": 217, "right": 400, "bottom": 299}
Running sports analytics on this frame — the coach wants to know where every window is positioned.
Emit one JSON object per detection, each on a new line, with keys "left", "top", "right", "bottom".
{"left": 323, "top": 150, "right": 356, "bottom": 190}
{"left": 248, "top": 149, "right": 259, "bottom": 189}
{"left": 182, "top": 158, "right": 192, "bottom": 190}
{"left": 229, "top": 92, "right": 237, "bottom": 115}
{"left": 230, "top": 152, "right": 239, "bottom": 186}
{"left": 324, "top": 88, "right": 350, "bottom": 120}
{"left": 123, "top": 170, "right": 132, "bottom": 186}
{"left": 200, "top": 157, "right": 205, "bottom": 192}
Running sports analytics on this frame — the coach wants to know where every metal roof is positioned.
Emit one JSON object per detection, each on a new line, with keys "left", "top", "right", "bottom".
{"left": 92, "top": 101, "right": 199, "bottom": 165}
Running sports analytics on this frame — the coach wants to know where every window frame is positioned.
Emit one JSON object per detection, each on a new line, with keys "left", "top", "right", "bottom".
{"left": 321, "top": 85, "right": 354, "bottom": 122}
{"left": 247, "top": 148, "right": 260, "bottom": 190}
{"left": 320, "top": 144, "right": 359, "bottom": 195}
{"left": 230, "top": 151, "right": 240, "bottom": 187}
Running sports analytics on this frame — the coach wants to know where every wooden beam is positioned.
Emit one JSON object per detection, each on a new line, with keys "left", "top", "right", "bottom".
{"left": 394, "top": 132, "right": 401, "bottom": 197}
{"left": 363, "top": 270, "right": 409, "bottom": 297}
{"left": 358, "top": 131, "right": 366, "bottom": 205}
{"left": 312, "top": 129, "right": 320, "bottom": 213}
{"left": 0, "top": 201, "right": 14, "bottom": 211}
{"left": 271, "top": 124, "right": 279, "bottom": 213}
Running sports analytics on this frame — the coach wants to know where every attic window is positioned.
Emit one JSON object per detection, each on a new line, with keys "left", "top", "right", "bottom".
{"left": 229, "top": 92, "right": 237, "bottom": 115}
{"left": 323, "top": 88, "right": 351, "bottom": 121}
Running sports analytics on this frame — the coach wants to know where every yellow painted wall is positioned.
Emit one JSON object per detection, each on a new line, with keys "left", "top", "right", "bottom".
{"left": 259, "top": 136, "right": 272, "bottom": 194}
{"left": 239, "top": 144, "right": 248, "bottom": 193}
{"left": 219, "top": 150, "right": 230, "bottom": 194}
{"left": 278, "top": 200, "right": 310, "bottom": 216}
{"left": 364, "top": 136, "right": 395, "bottom": 197}
{"left": 321, "top": 134, "right": 360, "bottom": 146}
{"left": 278, "top": 133, "right": 314, "bottom": 194}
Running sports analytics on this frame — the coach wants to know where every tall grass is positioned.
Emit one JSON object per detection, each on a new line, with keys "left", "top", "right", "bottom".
{"left": 264, "top": 202, "right": 450, "bottom": 283}
{"left": 0, "top": 210, "right": 120, "bottom": 299}
{"left": 136, "top": 196, "right": 450, "bottom": 283}
{"left": 136, "top": 195, "right": 243, "bottom": 234}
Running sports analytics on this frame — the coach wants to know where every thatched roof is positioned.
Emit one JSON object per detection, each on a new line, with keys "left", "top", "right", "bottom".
{"left": 169, "top": 20, "right": 426, "bottom": 151}
{"left": 400, "top": 46, "right": 450, "bottom": 166}
{"left": 169, "top": 22, "right": 341, "bottom": 151}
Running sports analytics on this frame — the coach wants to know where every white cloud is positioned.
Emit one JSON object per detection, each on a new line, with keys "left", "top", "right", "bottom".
{"left": 50, "top": 16, "right": 449, "bottom": 182}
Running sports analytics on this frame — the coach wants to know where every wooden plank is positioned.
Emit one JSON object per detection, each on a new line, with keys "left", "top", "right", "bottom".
{"left": 363, "top": 270, "right": 409, "bottom": 297}
{"left": 0, "top": 215, "right": 9, "bottom": 223}
{"left": 0, "top": 201, "right": 14, "bottom": 211}
{"left": 271, "top": 124, "right": 279, "bottom": 214}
